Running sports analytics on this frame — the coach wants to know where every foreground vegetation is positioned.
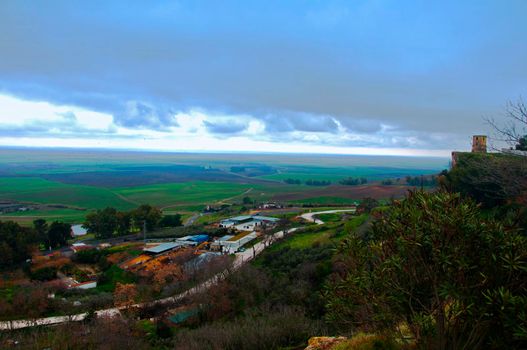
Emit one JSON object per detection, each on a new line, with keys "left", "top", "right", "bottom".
{"left": 2, "top": 148, "right": 526, "bottom": 349}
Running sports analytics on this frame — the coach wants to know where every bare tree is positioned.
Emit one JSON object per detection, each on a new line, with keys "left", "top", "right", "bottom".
{"left": 485, "top": 98, "right": 527, "bottom": 150}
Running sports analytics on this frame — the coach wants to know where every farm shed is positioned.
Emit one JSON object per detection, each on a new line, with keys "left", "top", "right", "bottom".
{"left": 71, "top": 242, "right": 94, "bottom": 253}
{"left": 220, "top": 215, "right": 279, "bottom": 231}
{"left": 212, "top": 232, "right": 257, "bottom": 253}
{"left": 71, "top": 224, "right": 87, "bottom": 236}
{"left": 71, "top": 281, "right": 97, "bottom": 290}
{"left": 187, "top": 234, "right": 208, "bottom": 243}
{"left": 143, "top": 242, "right": 181, "bottom": 255}
{"left": 176, "top": 234, "right": 209, "bottom": 246}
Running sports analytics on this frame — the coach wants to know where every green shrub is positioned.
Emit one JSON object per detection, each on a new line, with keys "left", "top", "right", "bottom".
{"left": 325, "top": 191, "right": 527, "bottom": 349}
{"left": 30, "top": 266, "right": 58, "bottom": 281}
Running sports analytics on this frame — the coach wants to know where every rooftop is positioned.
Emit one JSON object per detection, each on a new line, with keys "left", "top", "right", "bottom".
{"left": 218, "top": 235, "right": 234, "bottom": 241}
{"left": 224, "top": 215, "right": 253, "bottom": 222}
{"left": 143, "top": 242, "right": 181, "bottom": 254}
{"left": 222, "top": 215, "right": 279, "bottom": 223}
{"left": 71, "top": 224, "right": 87, "bottom": 236}
{"left": 252, "top": 215, "right": 279, "bottom": 222}
{"left": 227, "top": 231, "right": 253, "bottom": 242}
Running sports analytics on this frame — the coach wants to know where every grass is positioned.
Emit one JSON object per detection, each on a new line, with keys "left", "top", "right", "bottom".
{"left": 0, "top": 208, "right": 88, "bottom": 226}
{"left": 0, "top": 177, "right": 134, "bottom": 210}
{"left": 69, "top": 233, "right": 95, "bottom": 243}
{"left": 269, "top": 214, "right": 369, "bottom": 251}
{"left": 316, "top": 213, "right": 347, "bottom": 223}
{"left": 0, "top": 179, "right": 291, "bottom": 224}
{"left": 332, "top": 333, "right": 403, "bottom": 350}
{"left": 0, "top": 286, "right": 17, "bottom": 303}
{"left": 96, "top": 265, "right": 136, "bottom": 293}
{"left": 344, "top": 214, "right": 368, "bottom": 230}
{"left": 228, "top": 231, "right": 252, "bottom": 241}
{"left": 114, "top": 181, "right": 257, "bottom": 208}
{"left": 269, "top": 224, "right": 339, "bottom": 250}
{"left": 291, "top": 196, "right": 359, "bottom": 205}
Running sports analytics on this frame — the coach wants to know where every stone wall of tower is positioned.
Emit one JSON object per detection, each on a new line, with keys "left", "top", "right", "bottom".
{"left": 472, "top": 135, "right": 487, "bottom": 153}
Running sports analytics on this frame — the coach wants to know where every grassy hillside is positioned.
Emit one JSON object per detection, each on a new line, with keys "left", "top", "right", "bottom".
{"left": 0, "top": 177, "right": 134, "bottom": 210}
{"left": 115, "top": 181, "right": 255, "bottom": 209}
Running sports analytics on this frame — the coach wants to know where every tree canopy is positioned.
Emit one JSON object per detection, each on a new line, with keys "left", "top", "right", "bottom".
{"left": 325, "top": 191, "right": 527, "bottom": 349}
{"left": 0, "top": 221, "right": 38, "bottom": 268}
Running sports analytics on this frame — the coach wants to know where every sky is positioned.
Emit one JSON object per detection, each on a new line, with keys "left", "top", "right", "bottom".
{"left": 0, "top": 0, "right": 526, "bottom": 157}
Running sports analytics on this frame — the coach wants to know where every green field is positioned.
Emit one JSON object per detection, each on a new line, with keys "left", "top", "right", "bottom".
{"left": 115, "top": 181, "right": 257, "bottom": 209}
{"left": 0, "top": 208, "right": 87, "bottom": 224}
{"left": 0, "top": 177, "right": 134, "bottom": 210}
{"left": 258, "top": 165, "right": 440, "bottom": 182}
{"left": 0, "top": 177, "right": 303, "bottom": 223}
{"left": 0, "top": 148, "right": 446, "bottom": 224}
{"left": 269, "top": 214, "right": 368, "bottom": 250}
{"left": 0, "top": 179, "right": 272, "bottom": 223}
{"left": 290, "top": 196, "right": 360, "bottom": 205}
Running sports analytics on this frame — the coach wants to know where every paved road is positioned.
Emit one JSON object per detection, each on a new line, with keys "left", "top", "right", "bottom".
{"left": 183, "top": 213, "right": 200, "bottom": 227}
{"left": 299, "top": 208, "right": 356, "bottom": 224}
{"left": 0, "top": 209, "right": 351, "bottom": 331}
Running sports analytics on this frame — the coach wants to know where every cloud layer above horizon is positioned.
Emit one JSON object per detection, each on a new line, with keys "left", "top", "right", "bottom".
{"left": 0, "top": 0, "right": 526, "bottom": 156}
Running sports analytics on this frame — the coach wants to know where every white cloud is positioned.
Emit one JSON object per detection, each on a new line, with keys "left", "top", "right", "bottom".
{"left": 0, "top": 93, "right": 454, "bottom": 157}
{"left": 0, "top": 94, "right": 114, "bottom": 133}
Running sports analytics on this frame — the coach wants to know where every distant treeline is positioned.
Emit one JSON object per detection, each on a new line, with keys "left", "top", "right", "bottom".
{"left": 339, "top": 177, "right": 368, "bottom": 186}
{"left": 406, "top": 175, "right": 437, "bottom": 187}
{"left": 84, "top": 204, "right": 182, "bottom": 239}
{"left": 283, "top": 178, "right": 331, "bottom": 186}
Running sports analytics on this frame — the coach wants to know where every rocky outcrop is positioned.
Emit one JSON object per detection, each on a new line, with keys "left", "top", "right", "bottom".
{"left": 305, "top": 336, "right": 347, "bottom": 350}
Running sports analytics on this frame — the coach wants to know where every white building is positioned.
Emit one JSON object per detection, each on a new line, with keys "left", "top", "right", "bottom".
{"left": 219, "top": 215, "right": 279, "bottom": 231}
{"left": 212, "top": 232, "right": 257, "bottom": 254}
{"left": 71, "top": 281, "right": 97, "bottom": 290}
{"left": 71, "top": 224, "right": 87, "bottom": 236}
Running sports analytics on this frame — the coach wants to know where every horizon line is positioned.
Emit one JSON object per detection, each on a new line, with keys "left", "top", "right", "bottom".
{"left": 0, "top": 144, "right": 451, "bottom": 159}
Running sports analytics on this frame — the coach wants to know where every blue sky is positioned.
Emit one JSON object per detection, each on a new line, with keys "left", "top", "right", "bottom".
{"left": 0, "top": 0, "right": 526, "bottom": 156}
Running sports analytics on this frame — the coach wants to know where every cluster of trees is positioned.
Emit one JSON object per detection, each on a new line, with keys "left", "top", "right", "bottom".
{"left": 33, "top": 219, "right": 71, "bottom": 249}
{"left": 444, "top": 152, "right": 527, "bottom": 208}
{"left": 84, "top": 204, "right": 182, "bottom": 239}
{"left": 516, "top": 135, "right": 527, "bottom": 150}
{"left": 357, "top": 197, "right": 379, "bottom": 213}
{"left": 0, "top": 221, "right": 37, "bottom": 268}
{"left": 283, "top": 178, "right": 302, "bottom": 185}
{"left": 405, "top": 175, "right": 437, "bottom": 187}
{"left": 305, "top": 179, "right": 331, "bottom": 186}
{"left": 283, "top": 178, "right": 331, "bottom": 186}
{"left": 321, "top": 100, "right": 527, "bottom": 348}
{"left": 182, "top": 244, "right": 333, "bottom": 349}
{"left": 0, "top": 219, "right": 73, "bottom": 268}
{"left": 0, "top": 317, "right": 151, "bottom": 349}
{"left": 339, "top": 177, "right": 367, "bottom": 186}
{"left": 325, "top": 191, "right": 527, "bottom": 349}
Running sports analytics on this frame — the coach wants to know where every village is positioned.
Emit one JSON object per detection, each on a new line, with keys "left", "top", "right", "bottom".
{"left": 0, "top": 203, "right": 361, "bottom": 331}
{"left": 32, "top": 209, "right": 296, "bottom": 294}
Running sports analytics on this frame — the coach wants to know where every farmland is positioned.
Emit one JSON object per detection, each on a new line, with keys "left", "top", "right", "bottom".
{"left": 0, "top": 148, "right": 448, "bottom": 224}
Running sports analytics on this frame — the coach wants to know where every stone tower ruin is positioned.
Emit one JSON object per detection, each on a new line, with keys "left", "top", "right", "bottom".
{"left": 471, "top": 135, "right": 487, "bottom": 153}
